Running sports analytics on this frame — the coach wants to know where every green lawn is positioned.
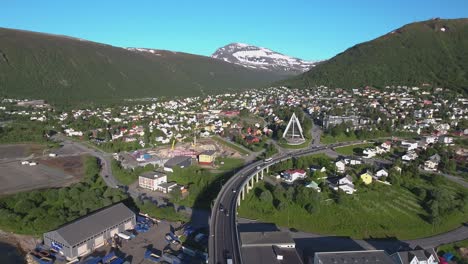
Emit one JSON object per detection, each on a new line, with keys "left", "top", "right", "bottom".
{"left": 437, "top": 239, "right": 468, "bottom": 263}
{"left": 321, "top": 134, "right": 358, "bottom": 144}
{"left": 335, "top": 143, "right": 375, "bottom": 156}
{"left": 212, "top": 136, "right": 250, "bottom": 155}
{"left": 238, "top": 182, "right": 468, "bottom": 240}
{"left": 278, "top": 138, "right": 311, "bottom": 149}
{"left": 216, "top": 157, "right": 245, "bottom": 171}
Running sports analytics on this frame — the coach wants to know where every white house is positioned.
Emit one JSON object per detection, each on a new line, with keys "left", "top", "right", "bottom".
{"left": 439, "top": 135, "right": 453, "bottom": 145}
{"left": 344, "top": 158, "right": 362, "bottom": 166}
{"left": 363, "top": 148, "right": 377, "bottom": 158}
{"left": 402, "top": 151, "right": 418, "bottom": 161}
{"left": 335, "top": 161, "right": 346, "bottom": 174}
{"left": 391, "top": 248, "right": 438, "bottom": 264}
{"left": 282, "top": 169, "right": 307, "bottom": 183}
{"left": 375, "top": 169, "right": 389, "bottom": 179}
{"left": 328, "top": 175, "right": 356, "bottom": 194}
{"left": 424, "top": 154, "right": 440, "bottom": 172}
{"left": 401, "top": 140, "right": 418, "bottom": 151}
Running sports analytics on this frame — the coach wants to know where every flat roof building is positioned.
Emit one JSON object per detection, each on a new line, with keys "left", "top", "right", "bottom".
{"left": 43, "top": 203, "right": 136, "bottom": 261}
{"left": 240, "top": 231, "right": 303, "bottom": 264}
{"left": 314, "top": 250, "right": 394, "bottom": 264}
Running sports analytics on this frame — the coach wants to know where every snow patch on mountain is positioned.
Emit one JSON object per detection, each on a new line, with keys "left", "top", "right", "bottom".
{"left": 212, "top": 43, "right": 320, "bottom": 75}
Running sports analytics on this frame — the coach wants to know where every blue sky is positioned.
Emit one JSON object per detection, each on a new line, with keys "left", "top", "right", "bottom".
{"left": 1, "top": 0, "right": 466, "bottom": 60}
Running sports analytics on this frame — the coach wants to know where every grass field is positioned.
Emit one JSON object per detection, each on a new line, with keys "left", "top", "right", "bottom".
{"left": 212, "top": 136, "right": 250, "bottom": 155}
{"left": 238, "top": 182, "right": 468, "bottom": 240}
{"left": 335, "top": 143, "right": 375, "bottom": 156}
{"left": 278, "top": 138, "right": 311, "bottom": 149}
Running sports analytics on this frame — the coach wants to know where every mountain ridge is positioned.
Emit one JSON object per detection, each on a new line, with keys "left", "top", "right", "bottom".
{"left": 280, "top": 18, "right": 468, "bottom": 94}
{"left": 0, "top": 27, "right": 288, "bottom": 104}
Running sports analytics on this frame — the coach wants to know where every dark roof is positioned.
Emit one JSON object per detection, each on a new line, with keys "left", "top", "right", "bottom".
{"left": 159, "top": 182, "right": 178, "bottom": 188}
{"left": 164, "top": 156, "right": 192, "bottom": 168}
{"left": 315, "top": 250, "right": 394, "bottom": 264}
{"left": 392, "top": 249, "right": 438, "bottom": 264}
{"left": 45, "top": 203, "right": 135, "bottom": 246}
{"left": 242, "top": 246, "right": 303, "bottom": 264}
{"left": 241, "top": 231, "right": 295, "bottom": 247}
{"left": 140, "top": 171, "right": 166, "bottom": 179}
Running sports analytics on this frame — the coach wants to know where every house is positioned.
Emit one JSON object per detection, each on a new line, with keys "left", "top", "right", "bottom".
{"left": 43, "top": 203, "right": 136, "bottom": 261}
{"left": 327, "top": 175, "right": 356, "bottom": 194}
{"left": 335, "top": 161, "right": 346, "bottom": 174}
{"left": 424, "top": 154, "right": 440, "bottom": 171}
{"left": 344, "top": 158, "right": 362, "bottom": 166}
{"left": 164, "top": 156, "right": 192, "bottom": 172}
{"left": 375, "top": 169, "right": 389, "bottom": 179}
{"left": 282, "top": 169, "right": 307, "bottom": 183}
{"left": 305, "top": 181, "right": 321, "bottom": 192}
{"left": 402, "top": 151, "right": 418, "bottom": 161}
{"left": 401, "top": 140, "right": 419, "bottom": 151}
{"left": 381, "top": 141, "right": 392, "bottom": 151}
{"left": 138, "top": 171, "right": 167, "bottom": 191}
{"left": 314, "top": 250, "right": 394, "bottom": 264}
{"left": 198, "top": 150, "right": 216, "bottom": 165}
{"left": 390, "top": 248, "right": 439, "bottom": 264}
{"left": 438, "top": 136, "right": 453, "bottom": 145}
{"left": 310, "top": 165, "right": 327, "bottom": 173}
{"left": 157, "top": 182, "right": 179, "bottom": 194}
{"left": 363, "top": 148, "right": 377, "bottom": 158}
{"left": 360, "top": 172, "right": 373, "bottom": 185}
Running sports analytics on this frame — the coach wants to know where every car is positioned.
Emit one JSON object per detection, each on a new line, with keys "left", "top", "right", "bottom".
{"left": 232, "top": 189, "right": 237, "bottom": 193}
{"left": 104, "top": 175, "right": 109, "bottom": 178}
{"left": 219, "top": 204, "right": 224, "bottom": 212}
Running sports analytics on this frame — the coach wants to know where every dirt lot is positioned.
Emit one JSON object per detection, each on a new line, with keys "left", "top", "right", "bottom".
{"left": 38, "top": 155, "right": 86, "bottom": 178}
{"left": 0, "top": 161, "right": 79, "bottom": 196}
{"left": 0, "top": 144, "right": 45, "bottom": 160}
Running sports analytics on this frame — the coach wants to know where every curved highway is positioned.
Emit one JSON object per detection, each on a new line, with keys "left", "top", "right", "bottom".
{"left": 209, "top": 143, "right": 343, "bottom": 264}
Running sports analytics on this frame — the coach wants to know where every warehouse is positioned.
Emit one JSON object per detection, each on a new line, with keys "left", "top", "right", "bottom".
{"left": 43, "top": 203, "right": 136, "bottom": 260}
{"left": 164, "top": 156, "right": 192, "bottom": 172}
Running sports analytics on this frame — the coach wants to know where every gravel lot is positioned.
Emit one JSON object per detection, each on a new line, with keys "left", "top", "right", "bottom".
{"left": 0, "top": 162, "right": 77, "bottom": 195}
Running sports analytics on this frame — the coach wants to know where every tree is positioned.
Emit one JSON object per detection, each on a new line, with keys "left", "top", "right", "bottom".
{"left": 259, "top": 190, "right": 273, "bottom": 204}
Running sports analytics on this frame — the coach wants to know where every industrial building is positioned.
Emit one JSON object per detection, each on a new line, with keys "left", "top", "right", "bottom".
{"left": 164, "top": 156, "right": 192, "bottom": 172}
{"left": 240, "top": 231, "right": 303, "bottom": 264}
{"left": 43, "top": 203, "right": 136, "bottom": 260}
{"left": 314, "top": 250, "right": 394, "bottom": 264}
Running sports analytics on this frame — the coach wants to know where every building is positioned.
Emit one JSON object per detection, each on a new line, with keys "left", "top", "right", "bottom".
{"left": 240, "top": 231, "right": 303, "bottom": 264}
{"left": 327, "top": 175, "right": 356, "bottom": 194}
{"left": 335, "top": 160, "right": 346, "bottom": 173}
{"left": 424, "top": 154, "right": 440, "bottom": 171}
{"left": 305, "top": 181, "right": 321, "bottom": 192}
{"left": 164, "top": 156, "right": 192, "bottom": 172}
{"left": 375, "top": 169, "right": 389, "bottom": 179}
{"left": 43, "top": 203, "right": 135, "bottom": 260}
{"left": 323, "top": 115, "right": 360, "bottom": 129}
{"left": 282, "top": 169, "right": 307, "bottom": 183}
{"left": 198, "top": 150, "right": 216, "bottom": 165}
{"left": 138, "top": 171, "right": 167, "bottom": 191}
{"left": 391, "top": 248, "right": 439, "bottom": 264}
{"left": 314, "top": 250, "right": 394, "bottom": 264}
{"left": 157, "top": 182, "right": 179, "bottom": 194}
{"left": 360, "top": 172, "right": 373, "bottom": 185}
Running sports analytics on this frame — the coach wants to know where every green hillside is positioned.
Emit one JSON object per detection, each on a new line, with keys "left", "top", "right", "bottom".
{"left": 0, "top": 28, "right": 286, "bottom": 104}
{"left": 282, "top": 18, "right": 468, "bottom": 94}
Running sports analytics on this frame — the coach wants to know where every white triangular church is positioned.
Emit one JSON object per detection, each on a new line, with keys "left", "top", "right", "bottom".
{"left": 283, "top": 113, "right": 305, "bottom": 144}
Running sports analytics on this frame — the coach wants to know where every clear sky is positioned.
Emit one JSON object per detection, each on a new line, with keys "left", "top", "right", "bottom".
{"left": 1, "top": 0, "right": 466, "bottom": 60}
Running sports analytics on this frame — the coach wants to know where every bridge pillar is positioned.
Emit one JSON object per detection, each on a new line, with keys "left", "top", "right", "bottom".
{"left": 266, "top": 166, "right": 269, "bottom": 173}
{"left": 245, "top": 183, "right": 249, "bottom": 194}
{"left": 255, "top": 173, "right": 259, "bottom": 182}
{"left": 250, "top": 177, "right": 254, "bottom": 187}
{"left": 237, "top": 195, "right": 241, "bottom": 206}
{"left": 261, "top": 169, "right": 264, "bottom": 180}
{"left": 242, "top": 186, "right": 246, "bottom": 199}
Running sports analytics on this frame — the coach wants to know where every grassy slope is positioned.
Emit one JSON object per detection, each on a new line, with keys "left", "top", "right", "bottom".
{"left": 0, "top": 28, "right": 287, "bottom": 104}
{"left": 335, "top": 143, "right": 375, "bottom": 155}
{"left": 281, "top": 18, "right": 468, "bottom": 94}
{"left": 238, "top": 182, "right": 468, "bottom": 240}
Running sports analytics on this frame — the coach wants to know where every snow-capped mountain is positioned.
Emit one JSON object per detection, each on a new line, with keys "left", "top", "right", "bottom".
{"left": 212, "top": 43, "right": 320, "bottom": 75}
